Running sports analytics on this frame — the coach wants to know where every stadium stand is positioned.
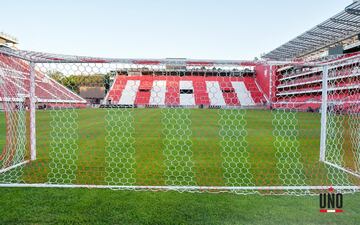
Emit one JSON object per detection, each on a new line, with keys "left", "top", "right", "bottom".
{"left": 104, "top": 74, "right": 266, "bottom": 108}
{"left": 261, "top": 0, "right": 360, "bottom": 111}
{"left": 0, "top": 48, "right": 87, "bottom": 109}
{"left": 272, "top": 53, "right": 360, "bottom": 111}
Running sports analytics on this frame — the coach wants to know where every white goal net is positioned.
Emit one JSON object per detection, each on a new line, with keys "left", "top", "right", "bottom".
{"left": 0, "top": 48, "right": 359, "bottom": 195}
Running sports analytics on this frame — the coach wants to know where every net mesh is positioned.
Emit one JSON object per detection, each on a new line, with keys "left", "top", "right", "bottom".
{"left": 324, "top": 59, "right": 360, "bottom": 187}
{"left": 0, "top": 48, "right": 359, "bottom": 195}
{"left": 0, "top": 54, "right": 28, "bottom": 183}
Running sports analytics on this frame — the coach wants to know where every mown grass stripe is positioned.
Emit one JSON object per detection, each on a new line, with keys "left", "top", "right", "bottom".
{"left": 47, "top": 109, "right": 79, "bottom": 184}
{"left": 191, "top": 109, "right": 223, "bottom": 186}
{"left": 297, "top": 112, "right": 326, "bottom": 186}
{"left": 134, "top": 109, "right": 165, "bottom": 186}
{"left": 23, "top": 110, "right": 51, "bottom": 183}
{"left": 325, "top": 113, "right": 351, "bottom": 186}
{"left": 162, "top": 108, "right": 195, "bottom": 186}
{"left": 76, "top": 109, "right": 106, "bottom": 185}
{"left": 105, "top": 108, "right": 136, "bottom": 185}
{"left": 272, "top": 110, "right": 307, "bottom": 190}
{"left": 246, "top": 110, "right": 279, "bottom": 188}
{"left": 219, "top": 109, "right": 254, "bottom": 187}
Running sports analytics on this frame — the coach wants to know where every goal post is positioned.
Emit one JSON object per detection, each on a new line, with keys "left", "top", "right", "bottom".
{"left": 320, "top": 58, "right": 360, "bottom": 180}
{"left": 29, "top": 62, "right": 36, "bottom": 161}
{"left": 0, "top": 48, "right": 359, "bottom": 194}
{"left": 319, "top": 65, "right": 328, "bottom": 162}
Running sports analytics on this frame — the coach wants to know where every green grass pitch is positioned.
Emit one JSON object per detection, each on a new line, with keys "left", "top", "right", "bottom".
{"left": 0, "top": 108, "right": 359, "bottom": 224}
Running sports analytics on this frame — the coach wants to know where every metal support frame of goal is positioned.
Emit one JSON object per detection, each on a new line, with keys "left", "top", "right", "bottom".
{"left": 0, "top": 49, "right": 359, "bottom": 193}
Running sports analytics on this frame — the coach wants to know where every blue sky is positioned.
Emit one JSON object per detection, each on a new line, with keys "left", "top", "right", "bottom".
{"left": 0, "top": 0, "right": 353, "bottom": 60}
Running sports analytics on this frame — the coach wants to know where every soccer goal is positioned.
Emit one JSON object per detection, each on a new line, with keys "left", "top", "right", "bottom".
{"left": 0, "top": 47, "right": 359, "bottom": 195}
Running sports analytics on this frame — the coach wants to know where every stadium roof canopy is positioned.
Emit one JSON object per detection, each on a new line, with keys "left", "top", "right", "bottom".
{"left": 263, "top": 1, "right": 360, "bottom": 60}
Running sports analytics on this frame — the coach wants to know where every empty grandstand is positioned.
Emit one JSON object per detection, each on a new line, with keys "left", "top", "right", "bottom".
{"left": 102, "top": 0, "right": 360, "bottom": 111}
{"left": 263, "top": 0, "right": 360, "bottom": 111}
{"left": 0, "top": 33, "right": 87, "bottom": 110}
{"left": 104, "top": 66, "right": 266, "bottom": 108}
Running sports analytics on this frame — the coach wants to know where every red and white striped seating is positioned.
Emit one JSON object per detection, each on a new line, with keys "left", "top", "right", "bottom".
{"left": 105, "top": 75, "right": 266, "bottom": 107}
{"left": 0, "top": 54, "right": 86, "bottom": 107}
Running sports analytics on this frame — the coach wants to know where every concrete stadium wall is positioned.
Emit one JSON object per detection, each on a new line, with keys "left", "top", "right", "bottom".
{"left": 254, "top": 64, "right": 274, "bottom": 102}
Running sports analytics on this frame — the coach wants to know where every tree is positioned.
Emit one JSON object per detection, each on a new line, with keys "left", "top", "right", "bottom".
{"left": 47, "top": 70, "right": 107, "bottom": 94}
{"left": 48, "top": 70, "right": 64, "bottom": 81}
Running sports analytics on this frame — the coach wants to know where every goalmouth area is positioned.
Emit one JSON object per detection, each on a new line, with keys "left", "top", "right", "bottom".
{"left": 0, "top": 48, "right": 359, "bottom": 195}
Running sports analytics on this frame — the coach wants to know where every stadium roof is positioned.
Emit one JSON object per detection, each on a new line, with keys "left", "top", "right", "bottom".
{"left": 0, "top": 46, "right": 267, "bottom": 66}
{"left": 263, "top": 1, "right": 360, "bottom": 60}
